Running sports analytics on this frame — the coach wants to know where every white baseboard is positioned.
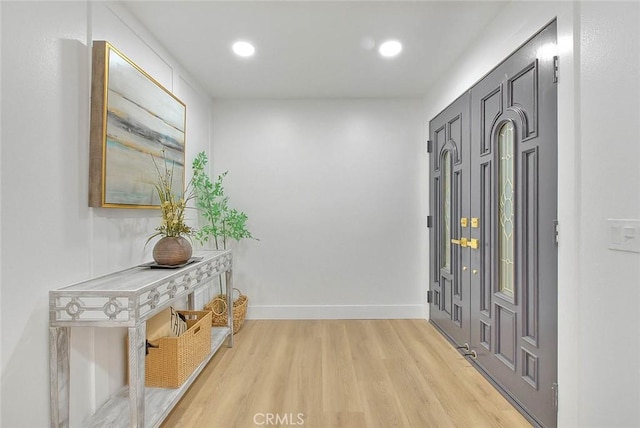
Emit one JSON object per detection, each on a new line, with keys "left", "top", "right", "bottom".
{"left": 246, "top": 304, "right": 427, "bottom": 320}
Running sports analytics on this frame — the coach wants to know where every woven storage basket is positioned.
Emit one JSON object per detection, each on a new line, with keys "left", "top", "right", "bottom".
{"left": 145, "top": 310, "right": 212, "bottom": 388}
{"left": 205, "top": 288, "right": 248, "bottom": 333}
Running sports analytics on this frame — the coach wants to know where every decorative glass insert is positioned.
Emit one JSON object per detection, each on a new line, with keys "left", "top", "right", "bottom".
{"left": 442, "top": 150, "right": 451, "bottom": 271}
{"left": 498, "top": 122, "right": 515, "bottom": 296}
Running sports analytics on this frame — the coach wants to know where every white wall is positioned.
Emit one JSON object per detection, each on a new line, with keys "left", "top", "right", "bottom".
{"left": 577, "top": 2, "right": 640, "bottom": 426}
{"left": 211, "top": 98, "right": 428, "bottom": 320}
{"left": 2, "top": 3, "right": 92, "bottom": 427}
{"left": 0, "top": 0, "right": 4, "bottom": 423}
{"left": 424, "top": 1, "right": 640, "bottom": 426}
{"left": 0, "top": 1, "right": 214, "bottom": 426}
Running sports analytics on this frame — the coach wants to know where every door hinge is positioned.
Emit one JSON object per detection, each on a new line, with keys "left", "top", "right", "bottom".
{"left": 426, "top": 139, "right": 433, "bottom": 154}
{"left": 427, "top": 215, "right": 433, "bottom": 228}
{"left": 427, "top": 290, "right": 433, "bottom": 304}
{"left": 553, "top": 55, "right": 559, "bottom": 83}
{"left": 552, "top": 382, "right": 559, "bottom": 412}
{"left": 554, "top": 220, "right": 559, "bottom": 245}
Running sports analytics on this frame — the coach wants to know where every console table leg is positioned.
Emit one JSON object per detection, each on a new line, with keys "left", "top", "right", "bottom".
{"left": 187, "top": 292, "right": 195, "bottom": 310}
{"left": 225, "top": 269, "right": 234, "bottom": 348}
{"left": 128, "top": 324, "right": 146, "bottom": 427}
{"left": 50, "top": 327, "right": 70, "bottom": 428}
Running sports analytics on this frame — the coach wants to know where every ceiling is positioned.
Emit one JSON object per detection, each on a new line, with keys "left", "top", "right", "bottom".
{"left": 122, "top": 1, "right": 508, "bottom": 99}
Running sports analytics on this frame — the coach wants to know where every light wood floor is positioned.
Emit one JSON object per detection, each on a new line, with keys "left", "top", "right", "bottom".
{"left": 161, "top": 320, "right": 531, "bottom": 428}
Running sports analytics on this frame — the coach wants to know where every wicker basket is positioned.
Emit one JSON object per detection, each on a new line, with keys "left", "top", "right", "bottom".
{"left": 145, "top": 310, "right": 212, "bottom": 388}
{"left": 205, "top": 288, "right": 248, "bottom": 333}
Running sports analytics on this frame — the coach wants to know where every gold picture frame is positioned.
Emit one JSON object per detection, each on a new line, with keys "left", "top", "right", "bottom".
{"left": 89, "top": 41, "right": 186, "bottom": 208}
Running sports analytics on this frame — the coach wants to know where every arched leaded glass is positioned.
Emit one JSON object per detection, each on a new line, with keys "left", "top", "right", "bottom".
{"left": 498, "top": 122, "right": 515, "bottom": 296}
{"left": 441, "top": 150, "right": 451, "bottom": 271}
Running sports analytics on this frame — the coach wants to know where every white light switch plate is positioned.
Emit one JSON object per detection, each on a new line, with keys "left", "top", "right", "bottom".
{"left": 608, "top": 219, "right": 640, "bottom": 253}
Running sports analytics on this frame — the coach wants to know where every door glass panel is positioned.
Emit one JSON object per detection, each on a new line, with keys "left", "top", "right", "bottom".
{"left": 442, "top": 150, "right": 451, "bottom": 271}
{"left": 498, "top": 123, "right": 515, "bottom": 296}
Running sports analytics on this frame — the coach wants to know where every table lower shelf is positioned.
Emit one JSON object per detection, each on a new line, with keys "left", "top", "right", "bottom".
{"left": 84, "top": 326, "right": 231, "bottom": 428}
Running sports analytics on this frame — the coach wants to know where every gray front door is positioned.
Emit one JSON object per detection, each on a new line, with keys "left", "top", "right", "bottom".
{"left": 428, "top": 93, "right": 471, "bottom": 348}
{"left": 429, "top": 21, "right": 558, "bottom": 428}
{"left": 469, "top": 21, "right": 558, "bottom": 428}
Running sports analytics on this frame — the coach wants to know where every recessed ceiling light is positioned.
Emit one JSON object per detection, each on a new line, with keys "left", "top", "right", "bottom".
{"left": 378, "top": 40, "right": 402, "bottom": 58}
{"left": 232, "top": 41, "right": 255, "bottom": 57}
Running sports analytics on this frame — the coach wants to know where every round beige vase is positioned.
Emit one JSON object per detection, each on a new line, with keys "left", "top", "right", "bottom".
{"left": 153, "top": 236, "right": 193, "bottom": 266}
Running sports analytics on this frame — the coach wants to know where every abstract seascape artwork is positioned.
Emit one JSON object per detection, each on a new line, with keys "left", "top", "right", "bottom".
{"left": 89, "top": 41, "right": 186, "bottom": 208}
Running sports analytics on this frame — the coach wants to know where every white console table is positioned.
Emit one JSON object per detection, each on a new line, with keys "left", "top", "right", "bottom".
{"left": 49, "top": 250, "right": 233, "bottom": 428}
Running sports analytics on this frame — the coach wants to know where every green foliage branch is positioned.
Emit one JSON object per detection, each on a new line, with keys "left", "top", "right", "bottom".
{"left": 191, "top": 151, "right": 256, "bottom": 294}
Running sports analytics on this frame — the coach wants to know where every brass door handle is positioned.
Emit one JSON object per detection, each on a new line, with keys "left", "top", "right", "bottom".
{"left": 468, "top": 238, "right": 479, "bottom": 249}
{"left": 451, "top": 238, "right": 468, "bottom": 247}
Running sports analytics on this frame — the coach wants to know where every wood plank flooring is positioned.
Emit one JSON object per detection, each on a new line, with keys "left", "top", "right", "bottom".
{"left": 161, "top": 320, "right": 531, "bottom": 428}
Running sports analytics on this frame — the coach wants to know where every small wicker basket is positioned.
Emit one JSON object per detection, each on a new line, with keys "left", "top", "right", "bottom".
{"left": 144, "top": 310, "right": 212, "bottom": 388}
{"left": 205, "top": 288, "right": 248, "bottom": 333}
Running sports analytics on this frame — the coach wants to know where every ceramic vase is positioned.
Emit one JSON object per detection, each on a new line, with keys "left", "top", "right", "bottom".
{"left": 153, "top": 236, "right": 192, "bottom": 266}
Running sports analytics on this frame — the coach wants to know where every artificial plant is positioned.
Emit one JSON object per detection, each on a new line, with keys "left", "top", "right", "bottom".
{"left": 191, "top": 151, "right": 256, "bottom": 294}
{"left": 146, "top": 149, "right": 195, "bottom": 245}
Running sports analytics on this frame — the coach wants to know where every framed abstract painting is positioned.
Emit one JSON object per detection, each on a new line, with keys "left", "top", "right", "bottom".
{"left": 89, "top": 41, "right": 186, "bottom": 208}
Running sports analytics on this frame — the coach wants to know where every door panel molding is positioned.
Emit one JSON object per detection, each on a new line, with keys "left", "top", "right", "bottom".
{"left": 448, "top": 115, "right": 464, "bottom": 164}
{"left": 480, "top": 321, "right": 491, "bottom": 350}
{"left": 507, "top": 59, "right": 539, "bottom": 141}
{"left": 480, "top": 161, "right": 493, "bottom": 317}
{"left": 495, "top": 303, "right": 518, "bottom": 371}
{"left": 522, "top": 146, "right": 540, "bottom": 347}
{"left": 521, "top": 347, "right": 539, "bottom": 389}
{"left": 480, "top": 85, "right": 503, "bottom": 154}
